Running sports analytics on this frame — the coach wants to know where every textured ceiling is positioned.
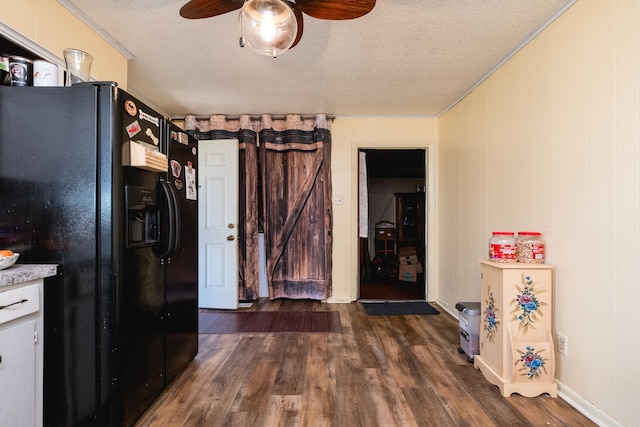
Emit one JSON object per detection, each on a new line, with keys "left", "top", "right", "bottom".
{"left": 63, "top": 0, "right": 574, "bottom": 118}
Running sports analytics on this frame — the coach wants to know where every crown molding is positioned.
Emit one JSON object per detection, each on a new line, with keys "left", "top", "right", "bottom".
{"left": 57, "top": 0, "right": 134, "bottom": 59}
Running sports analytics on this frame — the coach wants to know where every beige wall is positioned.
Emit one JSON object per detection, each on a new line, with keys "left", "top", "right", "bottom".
{"left": 439, "top": 1, "right": 638, "bottom": 425}
{"left": 0, "top": 0, "right": 128, "bottom": 87}
{"left": 328, "top": 118, "right": 438, "bottom": 302}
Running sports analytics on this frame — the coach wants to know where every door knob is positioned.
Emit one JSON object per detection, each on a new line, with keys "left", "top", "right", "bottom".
{"left": 227, "top": 235, "right": 235, "bottom": 241}
{"left": 228, "top": 224, "right": 235, "bottom": 229}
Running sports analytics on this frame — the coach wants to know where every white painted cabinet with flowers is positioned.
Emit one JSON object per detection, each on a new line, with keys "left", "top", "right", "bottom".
{"left": 474, "top": 260, "right": 557, "bottom": 397}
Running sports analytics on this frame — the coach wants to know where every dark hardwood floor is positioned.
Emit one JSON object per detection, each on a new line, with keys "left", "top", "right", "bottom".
{"left": 135, "top": 298, "right": 595, "bottom": 427}
{"left": 359, "top": 275, "right": 426, "bottom": 300}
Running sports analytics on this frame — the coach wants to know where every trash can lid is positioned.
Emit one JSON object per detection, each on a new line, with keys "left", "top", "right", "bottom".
{"left": 463, "top": 306, "right": 481, "bottom": 315}
{"left": 455, "top": 301, "right": 481, "bottom": 314}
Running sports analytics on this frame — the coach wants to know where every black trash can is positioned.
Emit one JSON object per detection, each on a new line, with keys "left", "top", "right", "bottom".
{"left": 455, "top": 302, "right": 481, "bottom": 363}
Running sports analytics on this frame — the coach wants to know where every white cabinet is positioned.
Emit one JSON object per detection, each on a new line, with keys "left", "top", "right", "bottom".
{"left": 474, "top": 260, "right": 557, "bottom": 397}
{"left": 0, "top": 320, "right": 36, "bottom": 426}
{"left": 0, "top": 278, "right": 46, "bottom": 427}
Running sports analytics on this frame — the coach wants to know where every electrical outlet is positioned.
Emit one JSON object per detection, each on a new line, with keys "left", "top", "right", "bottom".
{"left": 557, "top": 333, "right": 568, "bottom": 356}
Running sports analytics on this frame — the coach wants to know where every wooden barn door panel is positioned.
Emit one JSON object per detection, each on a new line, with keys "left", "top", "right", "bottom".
{"left": 261, "top": 128, "right": 332, "bottom": 300}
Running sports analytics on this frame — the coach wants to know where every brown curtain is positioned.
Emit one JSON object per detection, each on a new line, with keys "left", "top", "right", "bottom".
{"left": 184, "top": 115, "right": 260, "bottom": 301}
{"left": 259, "top": 114, "right": 333, "bottom": 300}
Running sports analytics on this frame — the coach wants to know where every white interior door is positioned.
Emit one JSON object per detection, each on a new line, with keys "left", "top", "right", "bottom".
{"left": 198, "top": 139, "right": 239, "bottom": 309}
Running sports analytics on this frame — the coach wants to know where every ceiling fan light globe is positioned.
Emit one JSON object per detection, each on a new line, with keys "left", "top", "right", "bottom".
{"left": 239, "top": 0, "right": 298, "bottom": 57}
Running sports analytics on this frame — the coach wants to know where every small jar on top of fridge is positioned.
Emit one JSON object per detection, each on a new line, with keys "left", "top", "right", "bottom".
{"left": 516, "top": 231, "right": 545, "bottom": 263}
{"left": 489, "top": 232, "right": 516, "bottom": 263}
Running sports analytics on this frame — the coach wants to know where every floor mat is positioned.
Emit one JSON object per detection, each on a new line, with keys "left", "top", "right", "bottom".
{"left": 199, "top": 310, "right": 343, "bottom": 333}
{"left": 361, "top": 301, "right": 440, "bottom": 315}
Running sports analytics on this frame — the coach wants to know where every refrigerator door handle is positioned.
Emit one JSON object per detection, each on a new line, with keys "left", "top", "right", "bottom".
{"left": 155, "top": 180, "right": 180, "bottom": 259}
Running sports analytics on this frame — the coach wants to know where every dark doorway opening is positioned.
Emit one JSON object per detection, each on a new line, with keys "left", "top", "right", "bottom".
{"left": 359, "top": 149, "right": 426, "bottom": 301}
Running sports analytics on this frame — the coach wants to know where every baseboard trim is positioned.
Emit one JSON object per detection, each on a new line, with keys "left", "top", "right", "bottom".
{"left": 325, "top": 296, "right": 353, "bottom": 303}
{"left": 557, "top": 382, "right": 622, "bottom": 427}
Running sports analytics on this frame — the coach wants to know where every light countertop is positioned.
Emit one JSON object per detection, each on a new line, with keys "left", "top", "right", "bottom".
{"left": 0, "top": 264, "right": 58, "bottom": 288}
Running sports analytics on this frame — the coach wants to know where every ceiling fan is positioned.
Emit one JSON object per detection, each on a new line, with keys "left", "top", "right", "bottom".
{"left": 179, "top": 0, "right": 376, "bottom": 57}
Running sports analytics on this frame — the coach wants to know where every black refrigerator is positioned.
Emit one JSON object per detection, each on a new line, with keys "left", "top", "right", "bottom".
{"left": 0, "top": 82, "right": 198, "bottom": 426}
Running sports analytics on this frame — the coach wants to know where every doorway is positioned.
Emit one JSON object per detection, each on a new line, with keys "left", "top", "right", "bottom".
{"left": 197, "top": 139, "right": 239, "bottom": 309}
{"left": 358, "top": 149, "right": 426, "bottom": 300}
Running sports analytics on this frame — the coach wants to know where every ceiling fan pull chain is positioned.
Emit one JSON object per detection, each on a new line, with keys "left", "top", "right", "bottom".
{"left": 239, "top": 0, "right": 246, "bottom": 48}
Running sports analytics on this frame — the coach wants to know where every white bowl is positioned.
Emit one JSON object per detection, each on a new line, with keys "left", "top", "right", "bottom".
{"left": 0, "top": 254, "right": 19, "bottom": 270}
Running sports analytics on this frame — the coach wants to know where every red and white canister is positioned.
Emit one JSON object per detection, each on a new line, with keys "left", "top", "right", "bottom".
{"left": 489, "top": 231, "right": 516, "bottom": 263}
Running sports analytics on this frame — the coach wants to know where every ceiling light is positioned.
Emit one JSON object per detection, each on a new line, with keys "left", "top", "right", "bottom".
{"left": 238, "top": 0, "right": 298, "bottom": 58}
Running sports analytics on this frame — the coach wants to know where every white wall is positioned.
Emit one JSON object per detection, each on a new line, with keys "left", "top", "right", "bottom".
{"left": 438, "top": 1, "right": 639, "bottom": 425}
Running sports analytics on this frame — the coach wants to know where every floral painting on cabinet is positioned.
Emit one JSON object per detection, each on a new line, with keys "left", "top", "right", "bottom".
{"left": 510, "top": 273, "right": 548, "bottom": 333}
{"left": 516, "top": 345, "right": 549, "bottom": 380}
{"left": 483, "top": 287, "right": 499, "bottom": 342}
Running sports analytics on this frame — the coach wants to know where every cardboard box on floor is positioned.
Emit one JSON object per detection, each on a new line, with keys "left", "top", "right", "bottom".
{"left": 415, "top": 262, "right": 424, "bottom": 274}
{"left": 398, "top": 246, "right": 422, "bottom": 276}
{"left": 399, "top": 264, "right": 417, "bottom": 282}
{"left": 400, "top": 254, "right": 419, "bottom": 264}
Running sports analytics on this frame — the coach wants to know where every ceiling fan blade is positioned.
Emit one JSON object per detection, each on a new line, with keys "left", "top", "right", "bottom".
{"left": 295, "top": 0, "right": 375, "bottom": 20}
{"left": 180, "top": 0, "right": 243, "bottom": 19}
{"left": 285, "top": 1, "right": 304, "bottom": 49}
